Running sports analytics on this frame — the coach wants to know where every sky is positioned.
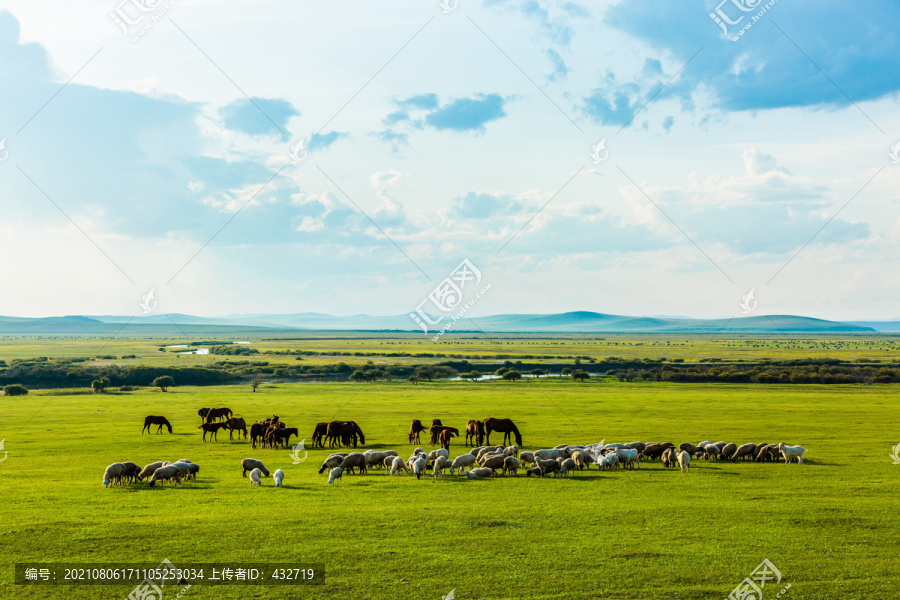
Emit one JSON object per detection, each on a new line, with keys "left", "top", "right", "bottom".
{"left": 0, "top": 0, "right": 899, "bottom": 321}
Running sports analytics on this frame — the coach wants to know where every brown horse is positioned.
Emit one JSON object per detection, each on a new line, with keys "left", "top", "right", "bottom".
{"left": 483, "top": 417, "right": 522, "bottom": 447}
{"left": 431, "top": 426, "right": 459, "bottom": 448}
{"left": 198, "top": 422, "right": 228, "bottom": 442}
{"left": 204, "top": 407, "right": 233, "bottom": 423}
{"left": 271, "top": 427, "right": 299, "bottom": 449}
{"left": 439, "top": 428, "right": 458, "bottom": 451}
{"left": 408, "top": 419, "right": 427, "bottom": 444}
{"left": 225, "top": 417, "right": 247, "bottom": 440}
{"left": 465, "top": 420, "right": 485, "bottom": 447}
{"left": 142, "top": 416, "right": 172, "bottom": 434}
{"left": 197, "top": 408, "right": 211, "bottom": 422}
{"left": 326, "top": 421, "right": 365, "bottom": 448}
{"left": 311, "top": 422, "right": 328, "bottom": 448}
{"left": 428, "top": 420, "right": 447, "bottom": 446}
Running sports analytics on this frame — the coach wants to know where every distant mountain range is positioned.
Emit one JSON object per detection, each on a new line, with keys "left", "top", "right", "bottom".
{"left": 0, "top": 311, "right": 893, "bottom": 334}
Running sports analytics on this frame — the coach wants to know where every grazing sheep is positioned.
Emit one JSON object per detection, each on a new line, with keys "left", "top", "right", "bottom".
{"left": 148, "top": 465, "right": 181, "bottom": 487}
{"left": 518, "top": 451, "right": 536, "bottom": 467}
{"left": 721, "top": 443, "right": 738, "bottom": 460}
{"left": 383, "top": 456, "right": 396, "bottom": 470}
{"left": 703, "top": 445, "right": 721, "bottom": 461}
{"left": 364, "top": 451, "right": 389, "bottom": 469}
{"left": 339, "top": 453, "right": 368, "bottom": 475}
{"left": 433, "top": 455, "right": 450, "bottom": 478}
{"left": 677, "top": 450, "right": 691, "bottom": 473}
{"left": 476, "top": 446, "right": 503, "bottom": 461}
{"left": 534, "top": 457, "right": 561, "bottom": 477}
{"left": 137, "top": 461, "right": 164, "bottom": 482}
{"left": 428, "top": 448, "right": 450, "bottom": 463}
{"left": 504, "top": 445, "right": 519, "bottom": 457}
{"left": 450, "top": 453, "right": 477, "bottom": 475}
{"left": 274, "top": 469, "right": 284, "bottom": 487}
{"left": 732, "top": 443, "right": 757, "bottom": 461}
{"left": 559, "top": 458, "right": 576, "bottom": 477}
{"left": 712, "top": 441, "right": 728, "bottom": 451}
{"left": 624, "top": 441, "right": 646, "bottom": 453}
{"left": 661, "top": 447, "right": 677, "bottom": 468}
{"left": 679, "top": 443, "right": 704, "bottom": 457}
{"left": 641, "top": 443, "right": 666, "bottom": 460}
{"left": 525, "top": 467, "right": 543, "bottom": 477}
{"left": 534, "top": 448, "right": 566, "bottom": 461}
{"left": 172, "top": 462, "right": 192, "bottom": 480}
{"left": 318, "top": 454, "right": 347, "bottom": 474}
{"left": 383, "top": 450, "right": 399, "bottom": 458}
{"left": 241, "top": 458, "right": 270, "bottom": 478}
{"left": 102, "top": 463, "right": 126, "bottom": 487}
{"left": 464, "top": 467, "right": 494, "bottom": 479}
{"left": 571, "top": 451, "right": 590, "bottom": 470}
{"left": 328, "top": 467, "right": 343, "bottom": 484}
{"left": 502, "top": 456, "right": 521, "bottom": 476}
{"left": 187, "top": 463, "right": 200, "bottom": 481}
{"left": 390, "top": 456, "right": 408, "bottom": 475}
{"left": 480, "top": 455, "right": 506, "bottom": 474}
{"left": 412, "top": 456, "right": 427, "bottom": 480}
{"left": 120, "top": 462, "right": 141, "bottom": 484}
{"left": 698, "top": 440, "right": 713, "bottom": 448}
{"left": 249, "top": 468, "right": 262, "bottom": 486}
{"left": 616, "top": 448, "right": 640, "bottom": 469}
{"left": 754, "top": 444, "right": 772, "bottom": 462}
{"left": 778, "top": 443, "right": 807, "bottom": 464}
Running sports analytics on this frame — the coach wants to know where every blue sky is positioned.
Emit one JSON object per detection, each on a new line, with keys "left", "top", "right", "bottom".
{"left": 0, "top": 0, "right": 898, "bottom": 320}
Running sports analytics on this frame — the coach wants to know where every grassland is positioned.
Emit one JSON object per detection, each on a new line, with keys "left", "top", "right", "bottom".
{"left": 2, "top": 378, "right": 898, "bottom": 599}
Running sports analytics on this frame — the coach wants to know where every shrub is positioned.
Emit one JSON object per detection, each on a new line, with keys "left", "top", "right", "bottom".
{"left": 4, "top": 384, "right": 28, "bottom": 396}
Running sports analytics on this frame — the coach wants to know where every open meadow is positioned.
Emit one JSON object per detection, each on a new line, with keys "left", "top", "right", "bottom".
{"left": 2, "top": 378, "right": 898, "bottom": 599}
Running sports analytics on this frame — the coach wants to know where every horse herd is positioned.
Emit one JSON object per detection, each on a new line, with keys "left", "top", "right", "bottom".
{"left": 408, "top": 418, "right": 522, "bottom": 450}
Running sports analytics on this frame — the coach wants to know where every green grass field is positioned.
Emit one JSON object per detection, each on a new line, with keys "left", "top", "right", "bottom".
{"left": 2, "top": 379, "right": 898, "bottom": 599}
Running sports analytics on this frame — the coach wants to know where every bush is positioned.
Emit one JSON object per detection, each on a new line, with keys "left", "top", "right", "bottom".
{"left": 4, "top": 384, "right": 28, "bottom": 396}
{"left": 152, "top": 376, "right": 175, "bottom": 392}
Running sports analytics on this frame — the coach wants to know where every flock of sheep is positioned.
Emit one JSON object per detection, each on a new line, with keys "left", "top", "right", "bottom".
{"left": 101, "top": 459, "right": 200, "bottom": 487}
{"left": 315, "top": 439, "right": 808, "bottom": 483}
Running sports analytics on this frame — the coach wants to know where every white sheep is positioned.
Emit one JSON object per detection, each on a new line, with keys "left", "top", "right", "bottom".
{"left": 518, "top": 451, "right": 536, "bottom": 467}
{"left": 449, "top": 453, "right": 477, "bottom": 475}
{"left": 273, "top": 469, "right": 284, "bottom": 487}
{"left": 559, "top": 457, "right": 576, "bottom": 477}
{"left": 412, "top": 456, "right": 427, "bottom": 480}
{"left": 464, "top": 467, "right": 494, "bottom": 479}
{"left": 364, "top": 451, "right": 389, "bottom": 469}
{"left": 616, "top": 448, "right": 640, "bottom": 469}
{"left": 249, "top": 468, "right": 262, "bottom": 486}
{"left": 504, "top": 445, "right": 519, "bottom": 457}
{"left": 677, "top": 450, "right": 691, "bottom": 473}
{"left": 390, "top": 456, "right": 408, "bottom": 475}
{"left": 433, "top": 456, "right": 450, "bottom": 478}
{"left": 428, "top": 448, "right": 450, "bottom": 464}
{"left": 102, "top": 463, "right": 126, "bottom": 487}
{"left": 148, "top": 465, "right": 181, "bottom": 487}
{"left": 502, "top": 456, "right": 521, "bottom": 476}
{"left": 778, "top": 443, "right": 806, "bottom": 464}
{"left": 137, "top": 461, "right": 164, "bottom": 482}
{"left": 534, "top": 448, "right": 566, "bottom": 461}
{"left": 328, "top": 467, "right": 343, "bottom": 484}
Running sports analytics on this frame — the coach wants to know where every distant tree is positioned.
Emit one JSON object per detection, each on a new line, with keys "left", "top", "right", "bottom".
{"left": 152, "top": 376, "right": 175, "bottom": 392}
{"left": 463, "top": 370, "right": 483, "bottom": 382}
{"left": 3, "top": 384, "right": 28, "bottom": 396}
{"left": 529, "top": 369, "right": 546, "bottom": 378}
{"left": 91, "top": 377, "right": 111, "bottom": 394}
{"left": 416, "top": 366, "right": 435, "bottom": 382}
{"left": 250, "top": 374, "right": 262, "bottom": 392}
{"left": 561, "top": 368, "right": 572, "bottom": 377}
{"left": 495, "top": 367, "right": 510, "bottom": 377}
{"left": 350, "top": 370, "right": 366, "bottom": 382}
{"left": 502, "top": 370, "right": 522, "bottom": 382}
{"left": 615, "top": 371, "right": 626, "bottom": 382}
{"left": 408, "top": 376, "right": 420, "bottom": 386}
{"left": 572, "top": 369, "right": 590, "bottom": 382}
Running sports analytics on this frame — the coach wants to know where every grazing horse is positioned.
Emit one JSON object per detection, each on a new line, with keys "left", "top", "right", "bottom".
{"left": 197, "top": 408, "right": 211, "bottom": 422}
{"left": 431, "top": 426, "right": 459, "bottom": 449}
{"left": 438, "top": 428, "right": 458, "bottom": 451}
{"left": 465, "top": 420, "right": 485, "bottom": 447}
{"left": 225, "top": 417, "right": 247, "bottom": 440}
{"left": 326, "top": 421, "right": 365, "bottom": 448}
{"left": 483, "top": 417, "right": 522, "bottom": 447}
{"left": 271, "top": 427, "right": 299, "bottom": 449}
{"left": 311, "top": 422, "right": 328, "bottom": 448}
{"left": 142, "top": 416, "right": 172, "bottom": 434}
{"left": 408, "top": 419, "right": 427, "bottom": 444}
{"left": 198, "top": 422, "right": 228, "bottom": 442}
{"left": 429, "top": 421, "right": 447, "bottom": 446}
{"left": 204, "top": 407, "right": 233, "bottom": 423}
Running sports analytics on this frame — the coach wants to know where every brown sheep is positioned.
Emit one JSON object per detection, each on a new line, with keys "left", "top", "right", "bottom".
{"left": 721, "top": 443, "right": 738, "bottom": 460}
{"left": 481, "top": 455, "right": 506, "bottom": 474}
{"left": 534, "top": 457, "right": 561, "bottom": 478}
{"left": 732, "top": 443, "right": 757, "bottom": 461}
{"left": 641, "top": 443, "right": 667, "bottom": 460}
{"left": 525, "top": 466, "right": 543, "bottom": 477}
{"left": 661, "top": 447, "right": 677, "bottom": 468}
{"left": 679, "top": 442, "right": 704, "bottom": 457}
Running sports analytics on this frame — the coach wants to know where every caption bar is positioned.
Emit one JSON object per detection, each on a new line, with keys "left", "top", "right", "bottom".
{"left": 15, "top": 563, "right": 324, "bottom": 585}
